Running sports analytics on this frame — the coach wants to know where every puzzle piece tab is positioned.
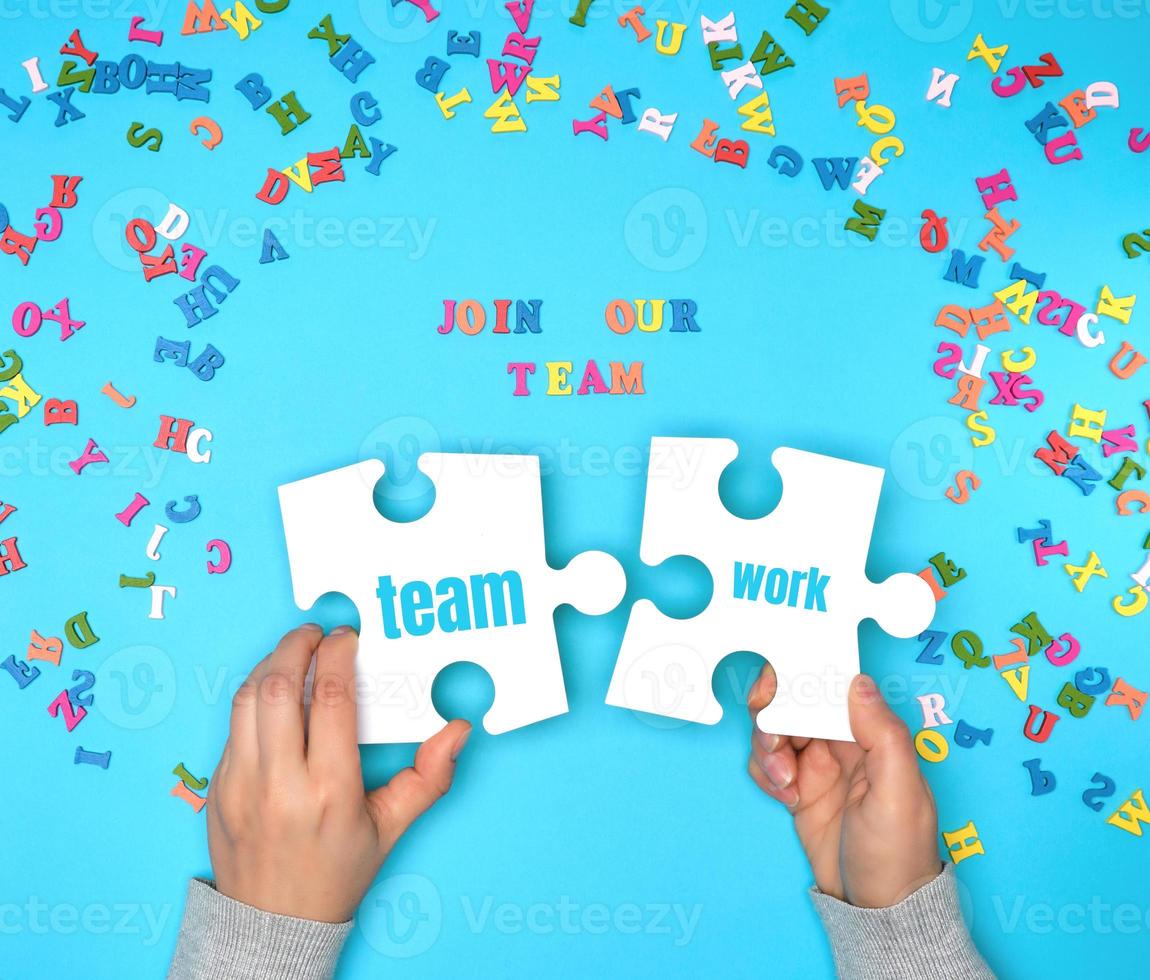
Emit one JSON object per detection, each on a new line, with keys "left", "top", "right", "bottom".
{"left": 606, "top": 438, "right": 935, "bottom": 742}
{"left": 279, "top": 454, "right": 625, "bottom": 744}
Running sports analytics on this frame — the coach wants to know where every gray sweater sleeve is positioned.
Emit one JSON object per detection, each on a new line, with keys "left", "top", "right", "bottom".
{"left": 167, "top": 879, "right": 352, "bottom": 980}
{"left": 810, "top": 864, "right": 996, "bottom": 980}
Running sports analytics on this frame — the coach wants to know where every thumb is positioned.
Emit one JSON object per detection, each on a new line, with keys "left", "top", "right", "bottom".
{"left": 365, "top": 719, "right": 472, "bottom": 848}
{"left": 747, "top": 662, "right": 777, "bottom": 716}
{"left": 848, "top": 675, "right": 920, "bottom": 790}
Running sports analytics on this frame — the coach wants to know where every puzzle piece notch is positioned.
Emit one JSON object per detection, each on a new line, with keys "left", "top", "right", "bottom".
{"left": 553, "top": 550, "right": 627, "bottom": 616}
{"left": 858, "top": 572, "right": 938, "bottom": 640}
{"left": 279, "top": 454, "right": 624, "bottom": 745}
{"left": 606, "top": 438, "right": 936, "bottom": 742}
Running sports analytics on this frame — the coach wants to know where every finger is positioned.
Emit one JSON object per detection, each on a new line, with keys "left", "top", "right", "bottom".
{"left": 256, "top": 624, "right": 324, "bottom": 776}
{"left": 848, "top": 675, "right": 920, "bottom": 789}
{"left": 227, "top": 650, "right": 275, "bottom": 767}
{"left": 827, "top": 736, "right": 865, "bottom": 774}
{"left": 365, "top": 719, "right": 472, "bottom": 849}
{"left": 205, "top": 774, "right": 226, "bottom": 854}
{"left": 747, "top": 753, "right": 780, "bottom": 798}
{"left": 751, "top": 730, "right": 800, "bottom": 802}
{"left": 307, "top": 626, "right": 360, "bottom": 778}
{"left": 751, "top": 728, "right": 807, "bottom": 759}
{"left": 799, "top": 737, "right": 843, "bottom": 786}
{"left": 747, "top": 662, "right": 777, "bottom": 715}
{"left": 748, "top": 753, "right": 799, "bottom": 808}
{"left": 752, "top": 726, "right": 791, "bottom": 759}
{"left": 214, "top": 739, "right": 233, "bottom": 782}
{"left": 747, "top": 664, "right": 810, "bottom": 753}
{"left": 752, "top": 727, "right": 791, "bottom": 755}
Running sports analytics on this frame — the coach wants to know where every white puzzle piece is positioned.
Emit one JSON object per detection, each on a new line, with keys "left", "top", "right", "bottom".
{"left": 606, "top": 438, "right": 935, "bottom": 742}
{"left": 279, "top": 454, "right": 626, "bottom": 744}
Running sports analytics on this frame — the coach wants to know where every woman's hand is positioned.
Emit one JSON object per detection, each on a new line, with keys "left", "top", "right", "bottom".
{"left": 747, "top": 668, "right": 942, "bottom": 908}
{"left": 206, "top": 624, "right": 471, "bottom": 923}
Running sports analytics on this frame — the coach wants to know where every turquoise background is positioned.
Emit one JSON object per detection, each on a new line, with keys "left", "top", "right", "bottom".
{"left": 2, "top": 0, "right": 1149, "bottom": 976}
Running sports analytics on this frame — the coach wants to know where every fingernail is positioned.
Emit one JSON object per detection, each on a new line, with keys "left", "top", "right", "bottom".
{"left": 754, "top": 730, "right": 780, "bottom": 753}
{"left": 451, "top": 726, "right": 472, "bottom": 761}
{"left": 763, "top": 754, "right": 792, "bottom": 791}
{"left": 330, "top": 625, "right": 357, "bottom": 636}
{"left": 856, "top": 675, "right": 878, "bottom": 701}
{"left": 298, "top": 623, "right": 323, "bottom": 632}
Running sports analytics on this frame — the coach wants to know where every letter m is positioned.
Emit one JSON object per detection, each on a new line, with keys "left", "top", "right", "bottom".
{"left": 944, "top": 249, "right": 985, "bottom": 289}
{"left": 1035, "top": 430, "right": 1077, "bottom": 475}
{"left": 470, "top": 571, "right": 526, "bottom": 628}
{"left": 183, "top": 0, "right": 227, "bottom": 33}
{"left": 845, "top": 200, "right": 886, "bottom": 241}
